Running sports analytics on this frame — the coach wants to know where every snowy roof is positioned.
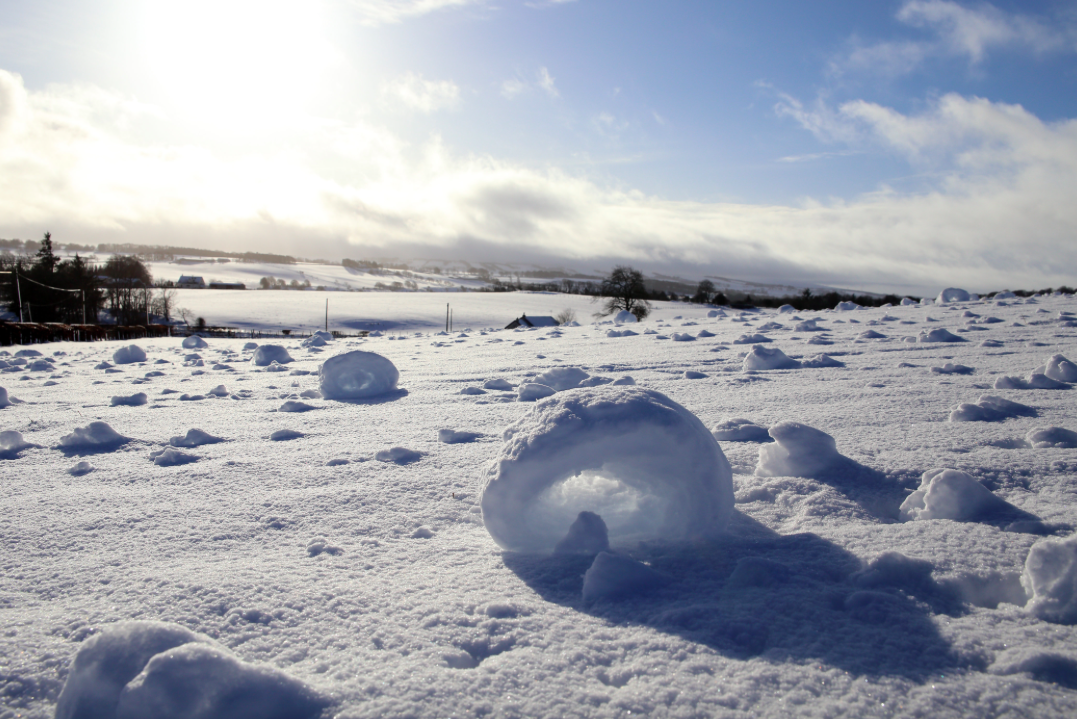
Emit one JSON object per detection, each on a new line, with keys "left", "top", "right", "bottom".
{"left": 506, "top": 314, "right": 559, "bottom": 329}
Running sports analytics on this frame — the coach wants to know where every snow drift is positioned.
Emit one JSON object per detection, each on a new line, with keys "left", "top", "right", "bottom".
{"left": 480, "top": 386, "right": 734, "bottom": 553}
{"left": 1023, "top": 535, "right": 1077, "bottom": 624}
{"left": 899, "top": 469, "right": 1009, "bottom": 522}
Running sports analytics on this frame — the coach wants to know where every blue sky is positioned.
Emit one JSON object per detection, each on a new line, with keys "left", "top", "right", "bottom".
{"left": 2, "top": 1, "right": 1076, "bottom": 294}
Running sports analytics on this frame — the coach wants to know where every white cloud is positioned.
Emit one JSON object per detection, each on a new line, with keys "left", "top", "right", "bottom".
{"left": 347, "top": 0, "right": 488, "bottom": 26}
{"left": 832, "top": 1, "right": 1077, "bottom": 77}
{"left": 4, "top": 68, "right": 1077, "bottom": 295}
{"left": 537, "top": 67, "right": 559, "bottom": 98}
{"left": 382, "top": 73, "right": 460, "bottom": 113}
{"left": 500, "top": 78, "right": 527, "bottom": 99}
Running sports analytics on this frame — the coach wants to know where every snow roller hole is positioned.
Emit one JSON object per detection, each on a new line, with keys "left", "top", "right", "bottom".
{"left": 480, "top": 386, "right": 734, "bottom": 554}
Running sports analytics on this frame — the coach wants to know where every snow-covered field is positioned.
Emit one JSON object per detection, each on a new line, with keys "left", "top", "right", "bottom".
{"left": 3, "top": 293, "right": 1077, "bottom": 718}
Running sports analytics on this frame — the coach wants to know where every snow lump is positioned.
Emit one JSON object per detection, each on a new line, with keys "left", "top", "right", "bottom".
{"left": 1023, "top": 534, "right": 1077, "bottom": 624}
{"left": 318, "top": 350, "right": 399, "bottom": 399}
{"left": 480, "top": 386, "right": 734, "bottom": 554}
{"left": 755, "top": 421, "right": 844, "bottom": 478}
{"left": 252, "top": 345, "right": 293, "bottom": 367}
{"left": 112, "top": 345, "right": 147, "bottom": 365}
{"left": 899, "top": 469, "right": 1008, "bottom": 522}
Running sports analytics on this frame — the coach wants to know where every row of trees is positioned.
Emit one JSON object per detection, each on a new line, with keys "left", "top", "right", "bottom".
{"left": 1, "top": 233, "right": 177, "bottom": 325}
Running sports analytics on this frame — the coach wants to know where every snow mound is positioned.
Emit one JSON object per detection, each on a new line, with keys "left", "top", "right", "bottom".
{"left": 835, "top": 301, "right": 860, "bottom": 311}
{"left": 517, "top": 383, "right": 556, "bottom": 402}
{"left": 375, "top": 446, "right": 422, "bottom": 464}
{"left": 480, "top": 386, "right": 734, "bottom": 553}
{"left": 279, "top": 400, "right": 317, "bottom": 412}
{"left": 918, "top": 328, "right": 966, "bottom": 343}
{"left": 112, "top": 345, "right": 147, "bottom": 365}
{"left": 777, "top": 304, "right": 796, "bottom": 313}
{"left": 900, "top": 297, "right": 918, "bottom": 306}
{"left": 94, "top": 361, "right": 113, "bottom": 370}
{"left": 170, "top": 429, "right": 224, "bottom": 448}
{"left": 989, "top": 648, "right": 1077, "bottom": 688}
{"left": 151, "top": 448, "right": 199, "bottom": 467}
{"left": 794, "top": 320, "right": 823, "bottom": 332}
{"left": 613, "top": 310, "right": 637, "bottom": 324}
{"left": 264, "top": 361, "right": 288, "bottom": 373}
{"left": 182, "top": 335, "right": 208, "bottom": 349}
{"left": 742, "top": 345, "right": 799, "bottom": 371}
{"left": 318, "top": 351, "right": 399, "bottom": 399}
{"left": 852, "top": 552, "right": 934, "bottom": 591}
{"left": 859, "top": 330, "right": 886, "bottom": 339}
{"left": 252, "top": 345, "right": 293, "bottom": 367}
{"left": 55, "top": 620, "right": 330, "bottom": 719}
{"left": 554, "top": 511, "right": 610, "bottom": 555}
{"left": 994, "top": 373, "right": 1069, "bottom": 390}
{"left": 733, "top": 333, "right": 771, "bottom": 344}
{"left": 59, "top": 421, "right": 130, "bottom": 451}
{"left": 459, "top": 386, "right": 486, "bottom": 395}
{"left": 993, "top": 291, "right": 1017, "bottom": 300}
{"left": 1027, "top": 426, "right": 1077, "bottom": 449}
{"left": 800, "top": 354, "right": 843, "bottom": 368}
{"left": 755, "top": 421, "right": 843, "bottom": 478}
{"left": 1023, "top": 534, "right": 1077, "bottom": 624}
{"left": 301, "top": 334, "right": 327, "bottom": 348}
{"left": 270, "top": 429, "right": 303, "bottom": 441}
{"left": 582, "top": 552, "right": 666, "bottom": 602}
{"left": 950, "top": 395, "right": 1035, "bottom": 422}
{"left": 0, "top": 430, "right": 37, "bottom": 459}
{"left": 936, "top": 288, "right": 971, "bottom": 304}
{"left": 243, "top": 342, "right": 258, "bottom": 351}
{"left": 0, "top": 386, "right": 19, "bottom": 408}
{"left": 439, "top": 429, "right": 481, "bottom": 444}
{"left": 1043, "top": 354, "right": 1077, "bottom": 383}
{"left": 532, "top": 367, "right": 589, "bottom": 391}
{"left": 696, "top": 329, "right": 715, "bottom": 338}
{"left": 684, "top": 370, "right": 707, "bottom": 379}
{"left": 578, "top": 376, "right": 613, "bottom": 388}
{"left": 313, "top": 330, "right": 333, "bottom": 342}
{"left": 670, "top": 332, "right": 695, "bottom": 342}
{"left": 68, "top": 461, "right": 94, "bottom": 476}
{"left": 208, "top": 385, "right": 229, "bottom": 397}
{"left": 612, "top": 376, "right": 636, "bottom": 385}
{"left": 899, "top": 469, "right": 1008, "bottom": 522}
{"left": 111, "top": 392, "right": 148, "bottom": 407}
{"left": 14, "top": 348, "right": 41, "bottom": 357}
{"left": 483, "top": 378, "right": 514, "bottom": 391}
{"left": 932, "top": 363, "right": 974, "bottom": 375}
{"left": 711, "top": 418, "right": 772, "bottom": 443}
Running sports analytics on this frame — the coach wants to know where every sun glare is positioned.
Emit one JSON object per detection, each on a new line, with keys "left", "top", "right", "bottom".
{"left": 140, "top": 0, "right": 332, "bottom": 130}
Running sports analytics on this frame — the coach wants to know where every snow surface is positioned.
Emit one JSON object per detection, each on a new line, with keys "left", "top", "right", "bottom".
{"left": 4, "top": 293, "right": 1077, "bottom": 717}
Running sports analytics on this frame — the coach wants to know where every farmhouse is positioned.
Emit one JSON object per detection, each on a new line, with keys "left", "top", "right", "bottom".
{"left": 176, "top": 275, "right": 206, "bottom": 289}
{"left": 505, "top": 314, "right": 559, "bottom": 329}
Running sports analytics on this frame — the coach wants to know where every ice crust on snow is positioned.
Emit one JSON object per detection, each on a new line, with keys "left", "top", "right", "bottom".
{"left": 755, "top": 421, "right": 844, "bottom": 478}
{"left": 318, "top": 350, "right": 399, "bottom": 399}
{"left": 252, "top": 345, "right": 293, "bottom": 367}
{"left": 1023, "top": 534, "right": 1077, "bottom": 624}
{"left": 112, "top": 345, "right": 147, "bottom": 365}
{"left": 54, "top": 620, "right": 328, "bottom": 719}
{"left": 480, "top": 386, "right": 734, "bottom": 553}
{"left": 900, "top": 469, "right": 1008, "bottom": 522}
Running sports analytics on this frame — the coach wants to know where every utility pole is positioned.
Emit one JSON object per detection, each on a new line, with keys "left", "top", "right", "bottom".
{"left": 445, "top": 303, "right": 449, "bottom": 332}
{"left": 82, "top": 289, "right": 86, "bottom": 325}
{"left": 450, "top": 307, "right": 453, "bottom": 332}
{"left": 14, "top": 267, "right": 22, "bottom": 322}
{"left": 325, "top": 298, "right": 328, "bottom": 332}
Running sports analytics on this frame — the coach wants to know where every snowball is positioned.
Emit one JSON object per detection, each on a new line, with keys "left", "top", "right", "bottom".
{"left": 242, "top": 342, "right": 258, "bottom": 351}
{"left": 375, "top": 446, "right": 422, "bottom": 464}
{"left": 1023, "top": 534, "right": 1077, "bottom": 624}
{"left": 777, "top": 304, "right": 796, "bottom": 313}
{"left": 918, "top": 328, "right": 966, "bottom": 343}
{"left": 54, "top": 621, "right": 214, "bottom": 719}
{"left": 318, "top": 350, "right": 399, "bottom": 399}
{"left": 264, "top": 361, "right": 287, "bottom": 373}
{"left": 794, "top": 320, "right": 823, "bottom": 332}
{"left": 313, "top": 330, "right": 333, "bottom": 342}
{"left": 670, "top": 332, "right": 695, "bottom": 341}
{"left": 59, "top": 421, "right": 129, "bottom": 451}
{"left": 613, "top": 310, "right": 637, "bottom": 324}
{"left": 711, "top": 418, "right": 772, "bottom": 443}
{"left": 932, "top": 363, "right": 974, "bottom": 375}
{"left": 269, "top": 429, "right": 303, "bottom": 441}
{"left": 208, "top": 385, "right": 228, "bottom": 397}
{"left": 900, "top": 297, "right": 917, "bottom": 306}
{"left": 483, "top": 378, "right": 514, "bottom": 391}
{"left": 182, "top": 335, "right": 208, "bottom": 349}
{"left": 835, "top": 301, "right": 860, "bottom": 311}
{"left": 533, "top": 366, "right": 589, "bottom": 391}
{"left": 517, "top": 383, "right": 556, "bottom": 402}
{"left": 936, "top": 288, "right": 971, "bottom": 304}
{"left": 0, "top": 430, "right": 37, "bottom": 459}
{"left": 582, "top": 552, "right": 666, "bottom": 602}
{"left": 439, "top": 429, "right": 481, "bottom": 444}
{"left": 151, "top": 448, "right": 199, "bottom": 467}
{"left": 611, "top": 376, "right": 636, "bottom": 386}
{"left": 68, "top": 461, "right": 94, "bottom": 476}
{"left": 993, "top": 291, "right": 1017, "bottom": 300}
{"left": 684, "top": 370, "right": 706, "bottom": 379}
{"left": 301, "top": 334, "right": 327, "bottom": 348}
{"left": 480, "top": 386, "right": 734, "bottom": 553}
{"left": 1027, "top": 427, "right": 1077, "bottom": 449}
{"left": 251, "top": 345, "right": 293, "bottom": 367}
{"left": 112, "top": 345, "right": 147, "bottom": 365}
{"left": 949, "top": 395, "right": 1035, "bottom": 422}
{"left": 742, "top": 345, "right": 799, "bottom": 371}
{"left": 1044, "top": 354, "right": 1077, "bottom": 383}
{"left": 110, "top": 392, "right": 148, "bottom": 407}
{"left": 0, "top": 386, "right": 18, "bottom": 408}
{"left": 899, "top": 469, "right": 1007, "bottom": 522}
{"left": 755, "top": 421, "right": 843, "bottom": 478}
{"left": 554, "top": 511, "right": 610, "bottom": 555}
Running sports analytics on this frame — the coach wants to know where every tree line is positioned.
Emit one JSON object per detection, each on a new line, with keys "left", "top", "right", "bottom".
{"left": 1, "top": 233, "right": 176, "bottom": 325}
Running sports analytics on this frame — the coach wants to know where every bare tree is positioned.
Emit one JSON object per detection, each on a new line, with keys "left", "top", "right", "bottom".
{"left": 554, "top": 308, "right": 577, "bottom": 325}
{"left": 151, "top": 288, "right": 177, "bottom": 321}
{"left": 594, "top": 265, "right": 651, "bottom": 320}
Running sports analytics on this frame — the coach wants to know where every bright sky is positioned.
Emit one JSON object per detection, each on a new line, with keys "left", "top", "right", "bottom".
{"left": 1, "top": 0, "right": 1076, "bottom": 294}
